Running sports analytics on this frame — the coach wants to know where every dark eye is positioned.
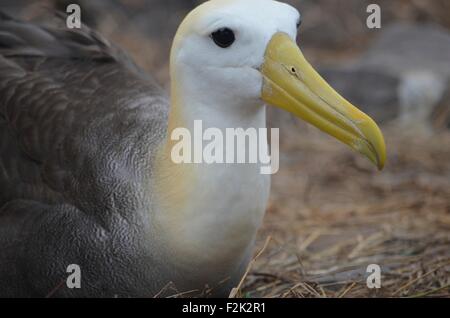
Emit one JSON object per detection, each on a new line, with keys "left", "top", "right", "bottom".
{"left": 296, "top": 17, "right": 302, "bottom": 29}
{"left": 211, "top": 28, "right": 235, "bottom": 48}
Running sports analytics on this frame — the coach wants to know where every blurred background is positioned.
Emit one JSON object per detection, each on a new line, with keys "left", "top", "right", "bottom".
{"left": 2, "top": 0, "right": 449, "bottom": 297}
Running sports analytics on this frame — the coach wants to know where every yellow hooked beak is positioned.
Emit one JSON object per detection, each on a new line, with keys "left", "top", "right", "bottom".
{"left": 261, "top": 33, "right": 386, "bottom": 170}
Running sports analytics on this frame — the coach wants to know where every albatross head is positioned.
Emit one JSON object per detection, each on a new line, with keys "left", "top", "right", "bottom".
{"left": 170, "top": 0, "right": 386, "bottom": 169}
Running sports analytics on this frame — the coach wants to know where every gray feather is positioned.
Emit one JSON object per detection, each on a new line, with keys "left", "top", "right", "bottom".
{"left": 0, "top": 11, "right": 198, "bottom": 297}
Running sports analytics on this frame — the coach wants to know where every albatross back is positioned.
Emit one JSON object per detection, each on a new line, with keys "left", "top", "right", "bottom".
{"left": 0, "top": 12, "right": 173, "bottom": 297}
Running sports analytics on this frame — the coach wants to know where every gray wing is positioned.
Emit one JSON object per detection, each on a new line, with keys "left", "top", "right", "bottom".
{"left": 0, "top": 12, "right": 171, "bottom": 297}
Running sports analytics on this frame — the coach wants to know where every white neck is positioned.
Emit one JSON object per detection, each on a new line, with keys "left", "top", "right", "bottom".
{"left": 153, "top": 71, "right": 271, "bottom": 281}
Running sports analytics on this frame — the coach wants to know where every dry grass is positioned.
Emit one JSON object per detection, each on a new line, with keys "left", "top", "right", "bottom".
{"left": 238, "top": 125, "right": 450, "bottom": 298}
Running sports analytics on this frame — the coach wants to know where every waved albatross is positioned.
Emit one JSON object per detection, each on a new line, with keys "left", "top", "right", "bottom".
{"left": 0, "top": 0, "right": 386, "bottom": 297}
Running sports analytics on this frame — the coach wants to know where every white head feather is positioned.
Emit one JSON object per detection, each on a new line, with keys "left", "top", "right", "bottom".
{"left": 157, "top": 0, "right": 302, "bottom": 274}
{"left": 170, "top": 0, "right": 301, "bottom": 113}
